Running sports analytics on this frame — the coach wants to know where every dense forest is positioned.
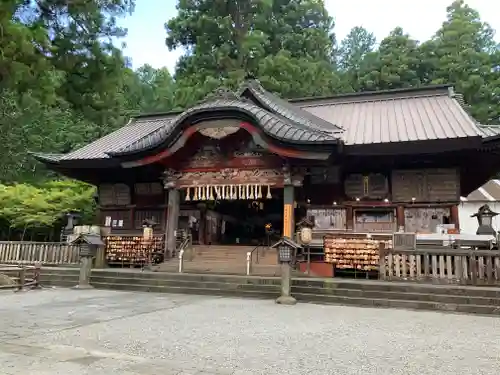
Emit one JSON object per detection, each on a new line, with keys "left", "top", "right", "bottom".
{"left": 0, "top": 0, "right": 499, "bottom": 239}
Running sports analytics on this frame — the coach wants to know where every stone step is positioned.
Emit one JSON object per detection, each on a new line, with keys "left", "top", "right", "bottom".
{"left": 91, "top": 274, "right": 280, "bottom": 292}
{"left": 31, "top": 268, "right": 500, "bottom": 315}
{"left": 292, "top": 279, "right": 500, "bottom": 298}
{"left": 91, "top": 281, "right": 278, "bottom": 299}
{"left": 159, "top": 264, "right": 281, "bottom": 276}
{"left": 292, "top": 286, "right": 500, "bottom": 306}
{"left": 293, "top": 293, "right": 500, "bottom": 315}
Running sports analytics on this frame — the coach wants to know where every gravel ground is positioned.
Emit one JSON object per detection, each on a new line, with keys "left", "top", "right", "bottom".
{"left": 0, "top": 288, "right": 499, "bottom": 375}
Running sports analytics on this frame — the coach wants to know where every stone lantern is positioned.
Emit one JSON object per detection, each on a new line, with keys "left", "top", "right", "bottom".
{"left": 271, "top": 237, "right": 301, "bottom": 305}
{"left": 471, "top": 204, "right": 498, "bottom": 236}
{"left": 70, "top": 234, "right": 104, "bottom": 289}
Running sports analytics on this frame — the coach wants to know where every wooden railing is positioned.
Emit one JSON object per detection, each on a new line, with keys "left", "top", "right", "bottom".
{"left": 380, "top": 247, "right": 500, "bottom": 285}
{"left": 0, "top": 265, "right": 41, "bottom": 290}
{"left": 0, "top": 241, "right": 80, "bottom": 265}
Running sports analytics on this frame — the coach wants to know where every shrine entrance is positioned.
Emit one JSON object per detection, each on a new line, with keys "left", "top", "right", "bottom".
{"left": 179, "top": 185, "right": 284, "bottom": 246}
{"left": 170, "top": 167, "right": 288, "bottom": 247}
{"left": 157, "top": 121, "right": 319, "bottom": 257}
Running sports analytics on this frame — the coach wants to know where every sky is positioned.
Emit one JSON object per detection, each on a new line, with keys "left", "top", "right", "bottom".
{"left": 119, "top": 0, "right": 500, "bottom": 73}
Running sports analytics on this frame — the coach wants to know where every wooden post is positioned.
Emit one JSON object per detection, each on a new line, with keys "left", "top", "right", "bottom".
{"left": 17, "top": 267, "right": 26, "bottom": 291}
{"left": 346, "top": 206, "right": 354, "bottom": 230}
{"left": 165, "top": 188, "right": 180, "bottom": 258}
{"left": 396, "top": 205, "right": 405, "bottom": 230}
{"left": 33, "top": 262, "right": 41, "bottom": 289}
{"left": 378, "top": 242, "right": 386, "bottom": 280}
{"left": 450, "top": 205, "right": 460, "bottom": 231}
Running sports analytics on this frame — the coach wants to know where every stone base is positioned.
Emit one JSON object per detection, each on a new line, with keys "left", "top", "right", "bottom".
{"left": 72, "top": 284, "right": 94, "bottom": 290}
{"left": 275, "top": 295, "right": 297, "bottom": 305}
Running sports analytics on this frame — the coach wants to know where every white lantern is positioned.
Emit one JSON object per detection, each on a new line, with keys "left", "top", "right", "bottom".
{"left": 300, "top": 227, "right": 312, "bottom": 245}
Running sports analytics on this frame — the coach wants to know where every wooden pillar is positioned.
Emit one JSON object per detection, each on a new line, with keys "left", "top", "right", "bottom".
{"left": 165, "top": 188, "right": 180, "bottom": 258}
{"left": 346, "top": 207, "right": 354, "bottom": 231}
{"left": 450, "top": 204, "right": 460, "bottom": 231}
{"left": 283, "top": 185, "right": 295, "bottom": 238}
{"left": 396, "top": 205, "right": 405, "bottom": 231}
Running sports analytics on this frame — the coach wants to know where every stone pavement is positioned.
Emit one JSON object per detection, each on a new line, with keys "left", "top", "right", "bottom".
{"left": 0, "top": 289, "right": 499, "bottom": 375}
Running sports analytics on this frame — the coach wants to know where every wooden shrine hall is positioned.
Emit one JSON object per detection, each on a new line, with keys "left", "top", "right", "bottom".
{"left": 32, "top": 80, "right": 500, "bottom": 267}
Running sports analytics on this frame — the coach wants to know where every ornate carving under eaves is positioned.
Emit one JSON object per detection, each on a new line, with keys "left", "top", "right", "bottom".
{"left": 162, "top": 168, "right": 284, "bottom": 188}
{"left": 198, "top": 126, "right": 239, "bottom": 139}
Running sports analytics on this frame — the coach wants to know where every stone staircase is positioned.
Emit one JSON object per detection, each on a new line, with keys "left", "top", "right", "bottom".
{"left": 28, "top": 267, "right": 500, "bottom": 315}
{"left": 156, "top": 245, "right": 282, "bottom": 276}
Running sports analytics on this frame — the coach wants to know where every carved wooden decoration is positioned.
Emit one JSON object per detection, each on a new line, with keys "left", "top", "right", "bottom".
{"left": 163, "top": 168, "right": 284, "bottom": 188}
{"left": 198, "top": 127, "right": 239, "bottom": 139}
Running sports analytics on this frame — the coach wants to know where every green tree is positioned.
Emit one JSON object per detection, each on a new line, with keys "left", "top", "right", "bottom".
{"left": 357, "top": 27, "right": 422, "bottom": 91}
{"left": 0, "top": 180, "right": 95, "bottom": 240}
{"left": 420, "top": 0, "right": 500, "bottom": 123}
{"left": 166, "top": 0, "right": 341, "bottom": 103}
{"left": 337, "top": 26, "right": 376, "bottom": 72}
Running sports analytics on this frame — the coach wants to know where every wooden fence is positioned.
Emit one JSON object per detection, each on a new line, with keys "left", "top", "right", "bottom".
{"left": 0, "top": 241, "right": 80, "bottom": 265}
{"left": 380, "top": 247, "right": 500, "bottom": 285}
{"left": 0, "top": 265, "right": 41, "bottom": 290}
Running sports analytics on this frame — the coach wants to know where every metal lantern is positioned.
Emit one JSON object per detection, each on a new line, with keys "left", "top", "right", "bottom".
{"left": 471, "top": 204, "right": 499, "bottom": 235}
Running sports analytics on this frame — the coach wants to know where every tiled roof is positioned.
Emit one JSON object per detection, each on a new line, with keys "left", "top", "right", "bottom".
{"left": 295, "top": 86, "right": 483, "bottom": 145}
{"left": 463, "top": 180, "right": 500, "bottom": 202}
{"left": 112, "top": 96, "right": 340, "bottom": 156}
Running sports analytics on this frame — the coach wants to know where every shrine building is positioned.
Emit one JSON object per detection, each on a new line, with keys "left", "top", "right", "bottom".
{"left": 32, "top": 80, "right": 500, "bottom": 267}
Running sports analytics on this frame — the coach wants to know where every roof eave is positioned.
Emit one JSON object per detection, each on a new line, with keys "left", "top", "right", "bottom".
{"left": 29, "top": 151, "right": 63, "bottom": 165}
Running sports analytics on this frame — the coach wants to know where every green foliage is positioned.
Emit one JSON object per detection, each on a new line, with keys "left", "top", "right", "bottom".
{"left": 165, "top": 0, "right": 340, "bottom": 101}
{"left": 0, "top": 180, "right": 95, "bottom": 230}
{"left": 357, "top": 27, "right": 423, "bottom": 91}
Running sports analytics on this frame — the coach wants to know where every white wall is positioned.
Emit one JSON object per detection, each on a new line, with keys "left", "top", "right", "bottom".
{"left": 458, "top": 202, "right": 500, "bottom": 234}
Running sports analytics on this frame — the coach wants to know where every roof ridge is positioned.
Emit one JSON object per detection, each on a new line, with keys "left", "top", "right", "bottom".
{"left": 298, "top": 92, "right": 451, "bottom": 108}
{"left": 290, "top": 84, "right": 452, "bottom": 104}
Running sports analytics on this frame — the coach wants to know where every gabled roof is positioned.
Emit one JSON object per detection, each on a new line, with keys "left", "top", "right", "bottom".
{"left": 462, "top": 180, "right": 500, "bottom": 202}
{"left": 295, "top": 85, "right": 483, "bottom": 145}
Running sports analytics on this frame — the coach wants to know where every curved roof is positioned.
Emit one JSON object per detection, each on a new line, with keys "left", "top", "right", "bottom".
{"left": 111, "top": 92, "right": 341, "bottom": 156}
